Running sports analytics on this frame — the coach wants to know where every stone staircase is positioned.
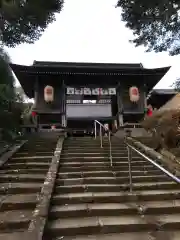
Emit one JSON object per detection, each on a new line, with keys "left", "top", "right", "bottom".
{"left": 44, "top": 136, "right": 180, "bottom": 240}
{"left": 0, "top": 133, "right": 59, "bottom": 235}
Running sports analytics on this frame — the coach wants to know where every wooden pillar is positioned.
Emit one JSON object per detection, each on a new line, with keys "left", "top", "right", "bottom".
{"left": 33, "top": 78, "right": 38, "bottom": 129}
{"left": 34, "top": 77, "right": 38, "bottom": 108}
{"left": 61, "top": 82, "right": 67, "bottom": 127}
{"left": 143, "top": 83, "right": 147, "bottom": 109}
{"left": 117, "top": 82, "right": 124, "bottom": 126}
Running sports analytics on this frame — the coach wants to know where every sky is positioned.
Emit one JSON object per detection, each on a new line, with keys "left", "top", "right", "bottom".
{"left": 6, "top": 0, "right": 180, "bottom": 89}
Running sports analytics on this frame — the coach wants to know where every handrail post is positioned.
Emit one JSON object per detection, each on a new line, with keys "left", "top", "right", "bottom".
{"left": 127, "top": 146, "right": 133, "bottom": 192}
{"left": 109, "top": 131, "right": 112, "bottom": 166}
{"left": 126, "top": 142, "right": 180, "bottom": 184}
{"left": 100, "top": 125, "right": 103, "bottom": 148}
{"left": 94, "top": 121, "right": 97, "bottom": 139}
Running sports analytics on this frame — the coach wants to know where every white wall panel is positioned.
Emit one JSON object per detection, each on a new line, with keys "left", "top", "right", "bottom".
{"left": 66, "top": 104, "right": 112, "bottom": 118}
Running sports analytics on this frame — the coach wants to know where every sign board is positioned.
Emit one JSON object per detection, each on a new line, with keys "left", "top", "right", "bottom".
{"left": 91, "top": 88, "right": 100, "bottom": 95}
{"left": 74, "top": 88, "right": 83, "bottom": 95}
{"left": 83, "top": 88, "right": 91, "bottom": 95}
{"left": 109, "top": 88, "right": 116, "bottom": 95}
{"left": 101, "top": 88, "right": 109, "bottom": 95}
{"left": 67, "top": 87, "right": 116, "bottom": 95}
{"left": 67, "top": 87, "right": 74, "bottom": 95}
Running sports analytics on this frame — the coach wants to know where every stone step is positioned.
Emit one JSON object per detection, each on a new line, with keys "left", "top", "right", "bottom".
{"left": 52, "top": 190, "right": 180, "bottom": 204}
{"left": 0, "top": 182, "right": 41, "bottom": 195}
{"left": 0, "top": 168, "right": 48, "bottom": 175}
{"left": 0, "top": 210, "right": 32, "bottom": 232}
{"left": 64, "top": 138, "right": 122, "bottom": 142}
{"left": 21, "top": 145, "right": 56, "bottom": 149}
{"left": 0, "top": 232, "right": 31, "bottom": 240}
{"left": 0, "top": 174, "right": 45, "bottom": 183}
{"left": 50, "top": 203, "right": 138, "bottom": 219}
{"left": 0, "top": 194, "right": 37, "bottom": 211}
{"left": 62, "top": 147, "right": 127, "bottom": 150}
{"left": 59, "top": 165, "right": 157, "bottom": 172}
{"left": 12, "top": 156, "right": 53, "bottom": 160}
{"left": 0, "top": 135, "right": 59, "bottom": 235}
{"left": 50, "top": 200, "right": 180, "bottom": 219}
{"left": 20, "top": 148, "right": 56, "bottom": 152}
{"left": 60, "top": 157, "right": 141, "bottom": 162}
{"left": 50, "top": 231, "right": 180, "bottom": 240}
{"left": 61, "top": 153, "right": 131, "bottom": 158}
{"left": 58, "top": 170, "right": 163, "bottom": 178}
{"left": 46, "top": 214, "right": 180, "bottom": 236}
{"left": 62, "top": 149, "right": 129, "bottom": 153}
{"left": 59, "top": 161, "right": 152, "bottom": 167}
{"left": 44, "top": 137, "right": 180, "bottom": 239}
{"left": 65, "top": 142, "right": 123, "bottom": 145}
{"left": 15, "top": 151, "right": 54, "bottom": 156}
{"left": 57, "top": 175, "right": 169, "bottom": 184}
{"left": 62, "top": 146, "right": 125, "bottom": 149}
{"left": 55, "top": 181, "right": 178, "bottom": 193}
{"left": 9, "top": 158, "right": 52, "bottom": 164}
{"left": 60, "top": 156, "right": 141, "bottom": 161}
{"left": 61, "top": 152, "right": 129, "bottom": 155}
{"left": 3, "top": 163, "right": 49, "bottom": 169}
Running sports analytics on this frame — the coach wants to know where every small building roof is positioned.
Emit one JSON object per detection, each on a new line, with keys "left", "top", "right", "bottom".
{"left": 147, "top": 88, "right": 177, "bottom": 109}
{"left": 10, "top": 61, "right": 170, "bottom": 98}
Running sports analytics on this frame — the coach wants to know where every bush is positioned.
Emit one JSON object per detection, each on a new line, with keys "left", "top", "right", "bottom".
{"left": 141, "top": 109, "right": 180, "bottom": 150}
{"left": 0, "top": 52, "right": 25, "bottom": 142}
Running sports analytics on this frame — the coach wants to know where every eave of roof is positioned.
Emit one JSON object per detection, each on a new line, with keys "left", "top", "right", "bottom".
{"left": 150, "top": 89, "right": 177, "bottom": 95}
{"left": 10, "top": 62, "right": 171, "bottom": 98}
{"left": 33, "top": 61, "right": 144, "bottom": 69}
{"left": 147, "top": 88, "right": 177, "bottom": 101}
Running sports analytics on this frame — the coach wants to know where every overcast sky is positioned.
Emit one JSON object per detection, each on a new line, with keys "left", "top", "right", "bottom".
{"left": 6, "top": 0, "right": 180, "bottom": 89}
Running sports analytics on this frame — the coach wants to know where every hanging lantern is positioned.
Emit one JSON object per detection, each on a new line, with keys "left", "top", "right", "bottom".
{"left": 44, "top": 85, "right": 54, "bottom": 102}
{"left": 31, "top": 111, "right": 37, "bottom": 117}
{"left": 51, "top": 125, "right": 56, "bottom": 130}
{"left": 129, "top": 86, "right": 140, "bottom": 102}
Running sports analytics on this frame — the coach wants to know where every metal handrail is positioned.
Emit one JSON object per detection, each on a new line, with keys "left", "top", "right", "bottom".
{"left": 94, "top": 120, "right": 180, "bottom": 192}
{"left": 125, "top": 141, "right": 180, "bottom": 192}
{"left": 94, "top": 120, "right": 112, "bottom": 166}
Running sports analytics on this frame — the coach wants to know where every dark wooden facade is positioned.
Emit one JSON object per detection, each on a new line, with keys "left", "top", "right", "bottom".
{"left": 10, "top": 61, "right": 170, "bottom": 129}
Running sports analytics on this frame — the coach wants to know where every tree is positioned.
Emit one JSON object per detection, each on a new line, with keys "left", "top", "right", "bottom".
{"left": 0, "top": 0, "right": 64, "bottom": 47}
{"left": 116, "top": 0, "right": 180, "bottom": 55}
{"left": 15, "top": 86, "right": 26, "bottom": 102}
{"left": 0, "top": 47, "right": 25, "bottom": 140}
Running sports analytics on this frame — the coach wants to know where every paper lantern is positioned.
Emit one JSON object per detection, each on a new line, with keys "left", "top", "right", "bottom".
{"left": 44, "top": 85, "right": 54, "bottom": 102}
{"left": 129, "top": 86, "right": 140, "bottom": 102}
{"left": 31, "top": 111, "right": 37, "bottom": 117}
{"left": 114, "top": 120, "right": 118, "bottom": 130}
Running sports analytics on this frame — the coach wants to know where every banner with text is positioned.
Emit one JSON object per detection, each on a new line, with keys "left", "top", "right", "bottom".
{"left": 66, "top": 87, "right": 116, "bottom": 95}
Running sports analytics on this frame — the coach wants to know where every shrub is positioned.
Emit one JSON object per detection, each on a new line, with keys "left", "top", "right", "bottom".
{"left": 141, "top": 109, "right": 180, "bottom": 150}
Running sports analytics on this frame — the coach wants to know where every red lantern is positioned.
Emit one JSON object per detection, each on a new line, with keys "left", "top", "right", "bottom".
{"left": 44, "top": 85, "right": 54, "bottom": 102}
{"left": 129, "top": 86, "right": 140, "bottom": 102}
{"left": 31, "top": 111, "right": 37, "bottom": 117}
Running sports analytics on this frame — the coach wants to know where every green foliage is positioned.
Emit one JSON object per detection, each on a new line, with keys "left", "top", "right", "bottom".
{"left": 1, "top": 0, "right": 64, "bottom": 47}
{"left": 173, "top": 78, "right": 180, "bottom": 91}
{"left": 0, "top": 48, "right": 24, "bottom": 140}
{"left": 116, "top": 0, "right": 180, "bottom": 55}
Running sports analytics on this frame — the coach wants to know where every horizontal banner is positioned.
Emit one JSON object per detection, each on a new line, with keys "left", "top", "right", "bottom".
{"left": 66, "top": 87, "right": 116, "bottom": 95}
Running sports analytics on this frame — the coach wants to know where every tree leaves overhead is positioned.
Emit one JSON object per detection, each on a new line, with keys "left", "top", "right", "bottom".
{"left": 1, "top": 0, "right": 64, "bottom": 47}
{"left": 116, "top": 0, "right": 180, "bottom": 55}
